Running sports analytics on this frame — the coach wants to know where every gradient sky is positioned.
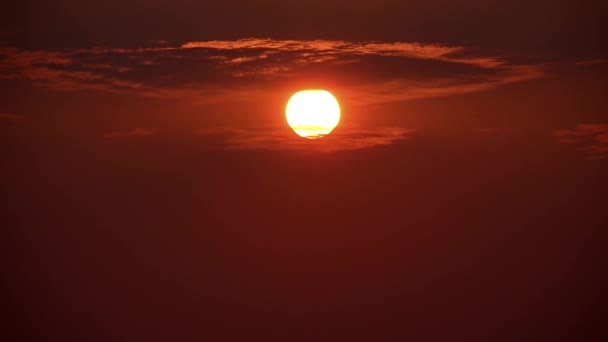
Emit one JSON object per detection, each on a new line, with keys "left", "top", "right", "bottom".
{"left": 3, "top": 1, "right": 607, "bottom": 341}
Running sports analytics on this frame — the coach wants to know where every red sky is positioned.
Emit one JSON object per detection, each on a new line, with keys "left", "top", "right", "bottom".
{"left": 2, "top": 1, "right": 607, "bottom": 341}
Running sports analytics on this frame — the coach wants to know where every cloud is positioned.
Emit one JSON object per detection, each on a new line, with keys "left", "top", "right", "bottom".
{"left": 103, "top": 128, "right": 156, "bottom": 139}
{"left": 576, "top": 59, "right": 608, "bottom": 67}
{"left": 0, "top": 47, "right": 144, "bottom": 92}
{"left": 0, "top": 48, "right": 73, "bottom": 69}
{"left": 180, "top": 38, "right": 504, "bottom": 68}
{"left": 343, "top": 65, "right": 542, "bottom": 104}
{"left": 196, "top": 126, "right": 415, "bottom": 152}
{"left": 0, "top": 38, "right": 543, "bottom": 105}
{"left": 554, "top": 124, "right": 608, "bottom": 160}
{"left": 471, "top": 128, "right": 517, "bottom": 134}
{"left": 179, "top": 39, "right": 512, "bottom": 80}
{"left": 0, "top": 113, "right": 19, "bottom": 120}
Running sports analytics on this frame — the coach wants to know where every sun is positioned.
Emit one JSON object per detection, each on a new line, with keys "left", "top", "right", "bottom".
{"left": 286, "top": 90, "right": 341, "bottom": 139}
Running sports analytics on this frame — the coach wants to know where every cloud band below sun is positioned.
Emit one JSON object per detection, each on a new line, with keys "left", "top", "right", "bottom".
{"left": 195, "top": 126, "right": 416, "bottom": 152}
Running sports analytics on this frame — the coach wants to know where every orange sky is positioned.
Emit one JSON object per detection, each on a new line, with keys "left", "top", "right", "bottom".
{"left": 2, "top": 1, "right": 607, "bottom": 341}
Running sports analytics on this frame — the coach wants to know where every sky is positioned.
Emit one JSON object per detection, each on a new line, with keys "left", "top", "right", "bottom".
{"left": 2, "top": 1, "right": 607, "bottom": 341}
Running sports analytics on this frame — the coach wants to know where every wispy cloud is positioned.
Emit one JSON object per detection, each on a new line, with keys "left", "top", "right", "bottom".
{"left": 0, "top": 113, "right": 19, "bottom": 120}
{"left": 554, "top": 124, "right": 608, "bottom": 160}
{"left": 471, "top": 128, "right": 517, "bottom": 134}
{"left": 0, "top": 47, "right": 143, "bottom": 92}
{"left": 575, "top": 59, "right": 608, "bottom": 67}
{"left": 344, "top": 65, "right": 542, "bottom": 104}
{"left": 103, "top": 128, "right": 156, "bottom": 139}
{"left": 196, "top": 126, "right": 415, "bottom": 152}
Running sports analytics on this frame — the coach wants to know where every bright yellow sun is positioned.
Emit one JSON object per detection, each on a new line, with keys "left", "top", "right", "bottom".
{"left": 286, "top": 90, "right": 341, "bottom": 139}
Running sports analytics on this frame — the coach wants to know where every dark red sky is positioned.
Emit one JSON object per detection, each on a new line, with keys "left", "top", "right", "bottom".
{"left": 2, "top": 1, "right": 607, "bottom": 341}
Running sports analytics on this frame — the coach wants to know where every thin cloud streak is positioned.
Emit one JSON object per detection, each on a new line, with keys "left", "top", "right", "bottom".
{"left": 196, "top": 126, "right": 416, "bottom": 152}
{"left": 345, "top": 65, "right": 543, "bottom": 104}
{"left": 471, "top": 128, "right": 517, "bottom": 133}
{"left": 575, "top": 59, "right": 608, "bottom": 66}
{"left": 0, "top": 113, "right": 20, "bottom": 120}
{"left": 103, "top": 128, "right": 156, "bottom": 139}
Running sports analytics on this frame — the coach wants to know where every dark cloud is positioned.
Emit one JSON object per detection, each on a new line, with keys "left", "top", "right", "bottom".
{"left": 0, "top": 39, "right": 543, "bottom": 105}
{"left": 554, "top": 123, "right": 608, "bottom": 160}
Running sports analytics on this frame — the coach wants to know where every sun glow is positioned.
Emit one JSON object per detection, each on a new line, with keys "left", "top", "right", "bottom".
{"left": 286, "top": 90, "right": 341, "bottom": 139}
